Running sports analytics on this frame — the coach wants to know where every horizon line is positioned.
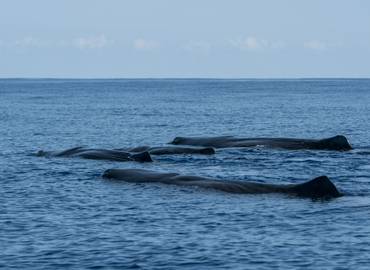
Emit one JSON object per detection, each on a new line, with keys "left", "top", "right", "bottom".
{"left": 1, "top": 77, "right": 370, "bottom": 80}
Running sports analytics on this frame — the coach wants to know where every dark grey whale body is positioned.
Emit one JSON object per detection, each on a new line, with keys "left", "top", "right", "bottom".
{"left": 120, "top": 146, "right": 215, "bottom": 155}
{"left": 170, "top": 135, "right": 352, "bottom": 151}
{"left": 36, "top": 147, "right": 152, "bottom": 162}
{"left": 103, "top": 169, "right": 342, "bottom": 199}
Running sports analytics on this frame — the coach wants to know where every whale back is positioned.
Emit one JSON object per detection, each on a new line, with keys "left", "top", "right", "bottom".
{"left": 103, "top": 168, "right": 177, "bottom": 182}
{"left": 292, "top": 176, "right": 342, "bottom": 199}
{"left": 144, "top": 146, "right": 214, "bottom": 155}
{"left": 126, "top": 146, "right": 151, "bottom": 152}
{"left": 171, "top": 136, "right": 234, "bottom": 147}
{"left": 54, "top": 146, "right": 85, "bottom": 156}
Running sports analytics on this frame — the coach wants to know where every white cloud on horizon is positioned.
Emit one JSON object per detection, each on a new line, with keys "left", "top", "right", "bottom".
{"left": 182, "top": 41, "right": 211, "bottom": 53}
{"left": 1, "top": 35, "right": 113, "bottom": 50}
{"left": 303, "top": 40, "right": 327, "bottom": 50}
{"left": 73, "top": 35, "right": 111, "bottom": 49}
{"left": 230, "top": 36, "right": 285, "bottom": 51}
{"left": 133, "top": 39, "right": 160, "bottom": 50}
{"left": 1, "top": 36, "right": 341, "bottom": 54}
{"left": 14, "top": 36, "right": 51, "bottom": 47}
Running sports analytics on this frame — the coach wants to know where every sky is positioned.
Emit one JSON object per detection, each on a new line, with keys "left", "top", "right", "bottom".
{"left": 0, "top": 0, "right": 369, "bottom": 78}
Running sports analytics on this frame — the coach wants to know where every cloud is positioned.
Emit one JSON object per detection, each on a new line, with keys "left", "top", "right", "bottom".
{"left": 133, "top": 39, "right": 160, "bottom": 50}
{"left": 230, "top": 36, "right": 285, "bottom": 51}
{"left": 242, "top": 36, "right": 261, "bottom": 50}
{"left": 14, "top": 36, "right": 50, "bottom": 47}
{"left": 182, "top": 41, "right": 211, "bottom": 53}
{"left": 303, "top": 40, "right": 327, "bottom": 50}
{"left": 0, "top": 35, "right": 112, "bottom": 49}
{"left": 73, "top": 35, "right": 111, "bottom": 49}
{"left": 270, "top": 40, "right": 285, "bottom": 49}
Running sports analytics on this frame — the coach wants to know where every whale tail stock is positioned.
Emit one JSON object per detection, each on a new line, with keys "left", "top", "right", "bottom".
{"left": 130, "top": 151, "right": 153, "bottom": 162}
{"left": 292, "top": 176, "right": 342, "bottom": 199}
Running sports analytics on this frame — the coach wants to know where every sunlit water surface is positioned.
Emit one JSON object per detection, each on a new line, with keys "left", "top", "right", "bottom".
{"left": 1, "top": 79, "right": 370, "bottom": 269}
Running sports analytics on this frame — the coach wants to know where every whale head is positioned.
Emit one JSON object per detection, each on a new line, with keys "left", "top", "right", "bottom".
{"left": 170, "top": 137, "right": 184, "bottom": 145}
{"left": 36, "top": 150, "right": 47, "bottom": 156}
{"left": 102, "top": 169, "right": 119, "bottom": 179}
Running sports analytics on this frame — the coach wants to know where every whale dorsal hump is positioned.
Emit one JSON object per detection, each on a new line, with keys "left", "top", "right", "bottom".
{"left": 293, "top": 175, "right": 342, "bottom": 199}
{"left": 130, "top": 151, "right": 153, "bottom": 162}
{"left": 319, "top": 135, "right": 352, "bottom": 150}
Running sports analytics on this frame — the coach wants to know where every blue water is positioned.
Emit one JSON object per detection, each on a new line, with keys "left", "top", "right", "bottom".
{"left": 1, "top": 79, "right": 370, "bottom": 269}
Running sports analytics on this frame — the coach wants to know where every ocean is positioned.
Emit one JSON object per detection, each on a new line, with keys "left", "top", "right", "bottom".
{"left": 1, "top": 79, "right": 370, "bottom": 269}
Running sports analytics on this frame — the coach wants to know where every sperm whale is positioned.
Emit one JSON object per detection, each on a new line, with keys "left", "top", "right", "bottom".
{"left": 103, "top": 168, "right": 342, "bottom": 199}
{"left": 36, "top": 147, "right": 152, "bottom": 162}
{"left": 170, "top": 135, "right": 352, "bottom": 151}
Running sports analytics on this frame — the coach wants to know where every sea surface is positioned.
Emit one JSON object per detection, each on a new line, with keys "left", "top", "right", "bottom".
{"left": 1, "top": 79, "right": 370, "bottom": 269}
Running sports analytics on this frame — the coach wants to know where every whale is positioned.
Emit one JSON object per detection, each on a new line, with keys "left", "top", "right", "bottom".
{"left": 119, "top": 146, "right": 215, "bottom": 155}
{"left": 170, "top": 135, "right": 352, "bottom": 151}
{"left": 102, "top": 168, "right": 342, "bottom": 199}
{"left": 36, "top": 147, "right": 152, "bottom": 162}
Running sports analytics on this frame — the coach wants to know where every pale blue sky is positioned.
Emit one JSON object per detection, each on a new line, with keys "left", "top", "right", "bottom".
{"left": 0, "top": 0, "right": 369, "bottom": 78}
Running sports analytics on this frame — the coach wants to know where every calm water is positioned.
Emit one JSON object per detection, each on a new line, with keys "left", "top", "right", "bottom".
{"left": 1, "top": 79, "right": 370, "bottom": 269}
